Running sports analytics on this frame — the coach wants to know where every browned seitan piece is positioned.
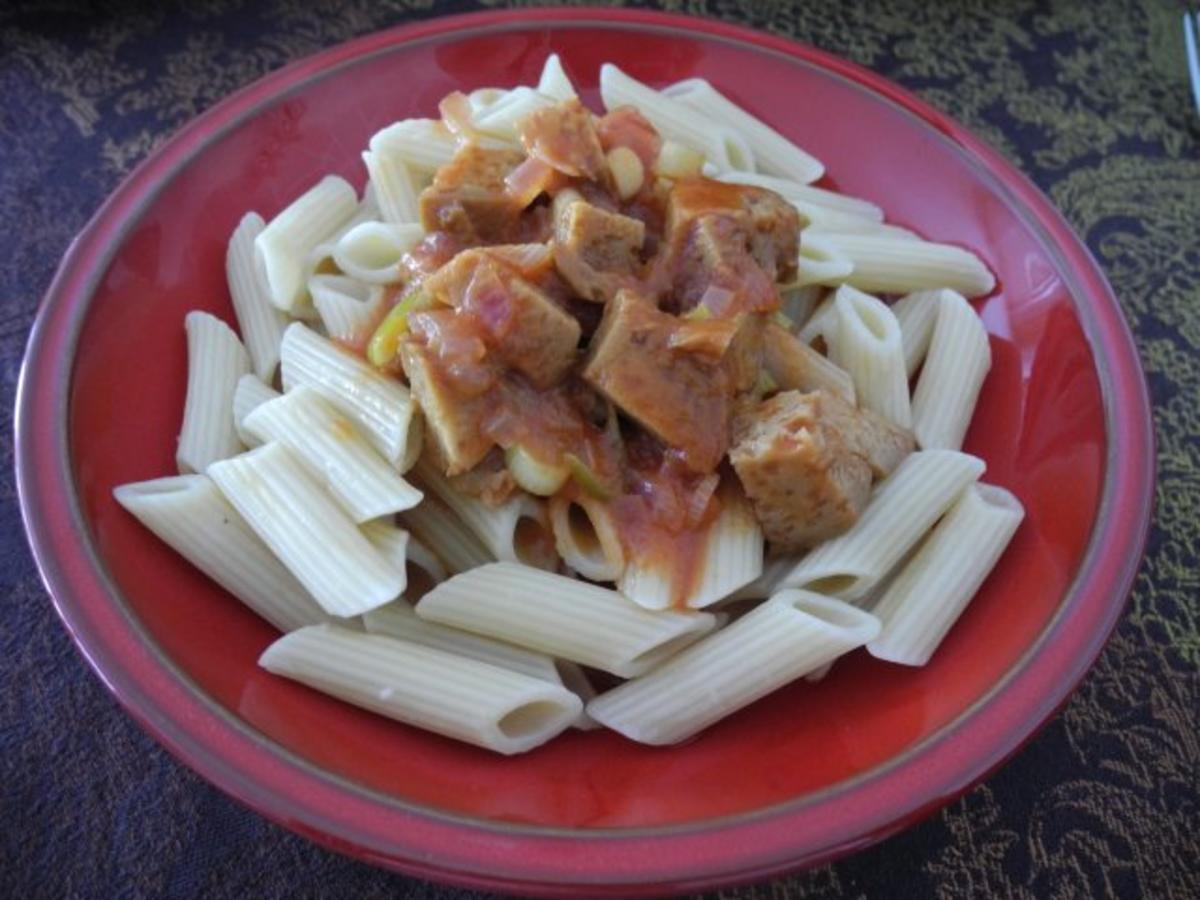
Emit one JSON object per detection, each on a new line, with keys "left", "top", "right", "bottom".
{"left": 730, "top": 389, "right": 874, "bottom": 549}
{"left": 400, "top": 342, "right": 493, "bottom": 476}
{"left": 668, "top": 214, "right": 778, "bottom": 315}
{"left": 423, "top": 249, "right": 581, "bottom": 389}
{"left": 552, "top": 199, "right": 645, "bottom": 303}
{"left": 582, "top": 291, "right": 731, "bottom": 472}
{"left": 418, "top": 144, "right": 525, "bottom": 244}
{"left": 666, "top": 177, "right": 799, "bottom": 281}
{"left": 517, "top": 99, "right": 606, "bottom": 179}
{"left": 724, "top": 391, "right": 912, "bottom": 554}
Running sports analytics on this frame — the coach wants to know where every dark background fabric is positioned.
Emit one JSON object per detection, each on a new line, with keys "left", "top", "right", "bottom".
{"left": 2, "top": 1, "right": 1197, "bottom": 897}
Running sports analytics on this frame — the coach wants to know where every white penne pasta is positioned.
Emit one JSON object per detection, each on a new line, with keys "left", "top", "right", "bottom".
{"left": 331, "top": 221, "right": 423, "bottom": 284}
{"left": 812, "top": 221, "right": 923, "bottom": 242}
{"left": 243, "top": 386, "right": 422, "bottom": 522}
{"left": 259, "top": 624, "right": 581, "bottom": 755}
{"left": 779, "top": 284, "right": 823, "bottom": 330}
{"left": 720, "top": 553, "right": 799, "bottom": 605}
{"left": 828, "top": 286, "right": 912, "bottom": 428}
{"left": 364, "top": 600, "right": 561, "bottom": 682}
{"left": 537, "top": 52, "right": 578, "bottom": 101}
{"left": 279, "top": 323, "right": 421, "bottom": 470}
{"left": 587, "top": 591, "right": 879, "bottom": 745}
{"left": 807, "top": 230, "right": 996, "bottom": 298}
{"left": 399, "top": 490, "right": 494, "bottom": 575}
{"left": 309, "top": 275, "right": 387, "bottom": 346}
{"left": 868, "top": 484, "right": 1023, "bottom": 666}
{"left": 177, "top": 312, "right": 250, "bottom": 475}
{"left": 369, "top": 118, "right": 459, "bottom": 175}
{"left": 415, "top": 563, "right": 717, "bottom": 678}
{"left": 472, "top": 86, "right": 556, "bottom": 140}
{"left": 548, "top": 494, "right": 625, "bottom": 582}
{"left": 910, "top": 290, "right": 992, "bottom": 450}
{"left": 617, "top": 484, "right": 763, "bottom": 611}
{"left": 666, "top": 79, "right": 824, "bottom": 183}
{"left": 689, "top": 485, "right": 764, "bottom": 609}
{"left": 715, "top": 171, "right": 881, "bottom": 221}
{"left": 599, "top": 64, "right": 754, "bottom": 172}
{"left": 309, "top": 190, "right": 383, "bottom": 275}
{"left": 231, "top": 374, "right": 279, "bottom": 448}
{"left": 791, "top": 233, "right": 855, "bottom": 289}
{"left": 780, "top": 449, "right": 986, "bottom": 601}
{"left": 362, "top": 148, "right": 420, "bottom": 225}
{"left": 207, "top": 442, "right": 405, "bottom": 617}
{"left": 226, "top": 212, "right": 288, "bottom": 381}
{"left": 414, "top": 458, "right": 558, "bottom": 571}
{"left": 359, "top": 521, "right": 447, "bottom": 600}
{"left": 890, "top": 289, "right": 942, "bottom": 377}
{"left": 797, "top": 293, "right": 838, "bottom": 345}
{"left": 256, "top": 175, "right": 357, "bottom": 315}
{"left": 804, "top": 661, "right": 835, "bottom": 683}
{"left": 505, "top": 445, "right": 569, "bottom": 497}
{"left": 113, "top": 475, "right": 328, "bottom": 633}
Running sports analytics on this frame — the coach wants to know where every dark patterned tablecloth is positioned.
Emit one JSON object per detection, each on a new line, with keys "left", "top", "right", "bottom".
{"left": 2, "top": 1, "right": 1197, "bottom": 897}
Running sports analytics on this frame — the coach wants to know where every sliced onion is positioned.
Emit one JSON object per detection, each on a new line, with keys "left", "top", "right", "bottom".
{"left": 504, "top": 156, "right": 557, "bottom": 207}
{"left": 438, "top": 91, "right": 476, "bottom": 138}
{"left": 698, "top": 284, "right": 736, "bottom": 317}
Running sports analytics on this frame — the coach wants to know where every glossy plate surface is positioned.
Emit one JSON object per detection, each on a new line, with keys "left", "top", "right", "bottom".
{"left": 16, "top": 9, "right": 1154, "bottom": 895}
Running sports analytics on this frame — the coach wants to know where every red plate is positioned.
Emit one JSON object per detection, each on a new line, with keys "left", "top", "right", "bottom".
{"left": 16, "top": 9, "right": 1154, "bottom": 895}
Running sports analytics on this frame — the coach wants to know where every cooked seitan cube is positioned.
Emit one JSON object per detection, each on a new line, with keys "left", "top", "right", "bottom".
{"left": 583, "top": 291, "right": 731, "bottom": 472}
{"left": 400, "top": 342, "right": 493, "bottom": 475}
{"left": 815, "top": 392, "right": 915, "bottom": 478}
{"left": 423, "top": 249, "right": 581, "bottom": 388}
{"left": 418, "top": 145, "right": 525, "bottom": 244}
{"left": 730, "top": 390, "right": 873, "bottom": 549}
{"left": 517, "top": 99, "right": 607, "bottom": 179}
{"left": 666, "top": 177, "right": 799, "bottom": 281}
{"left": 669, "top": 213, "right": 778, "bottom": 315}
{"left": 553, "top": 199, "right": 645, "bottom": 303}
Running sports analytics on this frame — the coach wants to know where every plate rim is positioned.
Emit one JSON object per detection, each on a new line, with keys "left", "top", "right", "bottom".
{"left": 14, "top": 7, "right": 1155, "bottom": 894}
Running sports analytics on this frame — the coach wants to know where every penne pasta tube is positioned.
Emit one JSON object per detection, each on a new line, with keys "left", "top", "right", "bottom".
{"left": 548, "top": 493, "right": 625, "bottom": 581}
{"left": 259, "top": 624, "right": 581, "bottom": 755}
{"left": 716, "top": 170, "right": 880, "bottom": 220}
{"left": 256, "top": 175, "right": 357, "bottom": 315}
{"left": 617, "top": 483, "right": 763, "bottom": 610}
{"left": 243, "top": 386, "right": 423, "bottom": 522}
{"left": 415, "top": 563, "right": 717, "bottom": 678}
{"left": 332, "top": 221, "right": 423, "bottom": 284}
{"left": 369, "top": 118, "right": 459, "bottom": 175}
{"left": 226, "top": 212, "right": 288, "bottom": 381}
{"left": 600, "top": 64, "right": 754, "bottom": 172}
{"left": 868, "top": 484, "right": 1023, "bottom": 665}
{"left": 720, "top": 553, "right": 800, "bottom": 605}
{"left": 763, "top": 321, "right": 856, "bottom": 403}
{"left": 177, "top": 311, "right": 250, "bottom": 474}
{"left": 828, "top": 285, "right": 911, "bottom": 428}
{"left": 309, "top": 275, "right": 388, "bottom": 346}
{"left": 359, "top": 521, "right": 447, "bottom": 599}
{"left": 471, "top": 86, "right": 556, "bottom": 141}
{"left": 113, "top": 475, "right": 329, "bottom": 633}
{"left": 792, "top": 232, "right": 856, "bottom": 288}
{"left": 586, "top": 591, "right": 879, "bottom": 745}
{"left": 807, "top": 230, "right": 996, "bottom": 298}
{"left": 362, "top": 148, "right": 420, "bottom": 225}
{"left": 910, "top": 289, "right": 992, "bottom": 450}
{"left": 537, "top": 52, "right": 578, "bottom": 101}
{"left": 364, "top": 600, "right": 561, "bottom": 683}
{"left": 797, "top": 293, "right": 838, "bottom": 345}
{"left": 399, "top": 490, "right": 495, "bottom": 576}
{"left": 207, "top": 442, "right": 406, "bottom": 617}
{"left": 279, "top": 323, "right": 422, "bottom": 470}
{"left": 414, "top": 457, "right": 558, "bottom": 571}
{"left": 231, "top": 374, "right": 279, "bottom": 448}
{"left": 666, "top": 79, "right": 824, "bottom": 183}
{"left": 779, "top": 284, "right": 823, "bottom": 330}
{"left": 890, "top": 289, "right": 942, "bottom": 377}
{"left": 780, "top": 449, "right": 986, "bottom": 601}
